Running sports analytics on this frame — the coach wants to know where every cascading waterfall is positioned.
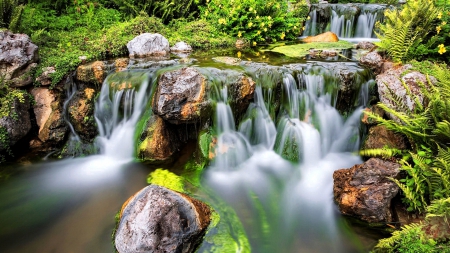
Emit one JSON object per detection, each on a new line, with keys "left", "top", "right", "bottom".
{"left": 302, "top": 4, "right": 387, "bottom": 39}
{"left": 204, "top": 64, "right": 368, "bottom": 252}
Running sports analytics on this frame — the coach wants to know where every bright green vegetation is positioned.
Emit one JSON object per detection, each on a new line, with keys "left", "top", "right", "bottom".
{"left": 269, "top": 40, "right": 354, "bottom": 58}
{"left": 147, "top": 168, "right": 185, "bottom": 193}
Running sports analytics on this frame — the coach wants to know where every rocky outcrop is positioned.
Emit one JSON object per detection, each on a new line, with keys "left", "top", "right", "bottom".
{"left": 76, "top": 61, "right": 107, "bottom": 84}
{"left": 67, "top": 86, "right": 97, "bottom": 141}
{"left": 115, "top": 185, "right": 211, "bottom": 253}
{"left": 31, "top": 88, "right": 56, "bottom": 136}
{"left": 0, "top": 30, "right": 39, "bottom": 87}
{"left": 153, "top": 67, "right": 211, "bottom": 124}
{"left": 0, "top": 96, "right": 32, "bottom": 153}
{"left": 127, "top": 33, "right": 170, "bottom": 58}
{"left": 377, "top": 65, "right": 437, "bottom": 122}
{"left": 333, "top": 158, "right": 401, "bottom": 223}
{"left": 302, "top": 31, "right": 339, "bottom": 43}
{"left": 363, "top": 125, "right": 407, "bottom": 150}
{"left": 38, "top": 99, "right": 67, "bottom": 144}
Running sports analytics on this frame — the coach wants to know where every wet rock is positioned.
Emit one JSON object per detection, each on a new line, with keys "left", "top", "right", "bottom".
{"left": 115, "top": 185, "right": 211, "bottom": 253}
{"left": 114, "top": 58, "right": 129, "bottom": 72}
{"left": 356, "top": 41, "right": 376, "bottom": 50}
{"left": 67, "top": 86, "right": 97, "bottom": 141}
{"left": 377, "top": 65, "right": 437, "bottom": 122}
{"left": 170, "top": 41, "right": 192, "bottom": 52}
{"left": 31, "top": 87, "right": 56, "bottom": 136}
{"left": 0, "top": 96, "right": 32, "bottom": 153}
{"left": 38, "top": 100, "right": 68, "bottom": 144}
{"left": 137, "top": 115, "right": 182, "bottom": 164}
{"left": 302, "top": 31, "right": 339, "bottom": 43}
{"left": 36, "top": 66, "right": 56, "bottom": 86}
{"left": 333, "top": 158, "right": 401, "bottom": 223}
{"left": 76, "top": 61, "right": 107, "bottom": 84}
{"left": 363, "top": 125, "right": 407, "bottom": 150}
{"left": 153, "top": 67, "right": 211, "bottom": 124}
{"left": 0, "top": 31, "right": 39, "bottom": 87}
{"left": 127, "top": 33, "right": 170, "bottom": 58}
{"left": 359, "top": 51, "right": 383, "bottom": 75}
{"left": 227, "top": 75, "right": 256, "bottom": 115}
{"left": 212, "top": 57, "right": 241, "bottom": 66}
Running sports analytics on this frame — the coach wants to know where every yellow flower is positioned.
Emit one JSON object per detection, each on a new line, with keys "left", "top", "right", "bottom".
{"left": 252, "top": 41, "right": 257, "bottom": 46}
{"left": 438, "top": 44, "right": 446, "bottom": 54}
{"left": 249, "top": 7, "right": 253, "bottom": 11}
{"left": 248, "top": 22, "right": 253, "bottom": 28}
{"left": 257, "top": 30, "right": 261, "bottom": 35}
{"left": 438, "top": 12, "right": 442, "bottom": 19}
{"left": 264, "top": 28, "right": 267, "bottom": 32}
{"left": 280, "top": 32, "right": 285, "bottom": 40}
{"left": 238, "top": 31, "right": 242, "bottom": 38}
{"left": 237, "top": 51, "right": 242, "bottom": 58}
{"left": 437, "top": 26, "right": 442, "bottom": 34}
{"left": 443, "top": 21, "right": 447, "bottom": 26}
{"left": 307, "top": 16, "right": 310, "bottom": 20}
{"left": 218, "top": 18, "right": 226, "bottom": 25}
{"left": 302, "top": 26, "right": 305, "bottom": 31}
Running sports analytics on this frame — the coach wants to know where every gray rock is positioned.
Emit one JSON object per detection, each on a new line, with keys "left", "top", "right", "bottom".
{"left": 0, "top": 96, "right": 32, "bottom": 152}
{"left": 0, "top": 30, "right": 39, "bottom": 86}
{"left": 127, "top": 33, "right": 170, "bottom": 58}
{"left": 356, "top": 41, "right": 376, "bottom": 50}
{"left": 170, "top": 41, "right": 192, "bottom": 52}
{"left": 115, "top": 185, "right": 211, "bottom": 253}
{"left": 31, "top": 87, "right": 56, "bottom": 136}
{"left": 333, "top": 158, "right": 401, "bottom": 223}
{"left": 152, "top": 67, "right": 211, "bottom": 124}
{"left": 359, "top": 51, "right": 383, "bottom": 75}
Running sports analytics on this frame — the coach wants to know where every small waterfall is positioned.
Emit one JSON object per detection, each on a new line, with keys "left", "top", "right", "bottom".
{"left": 302, "top": 4, "right": 387, "bottom": 39}
{"left": 204, "top": 63, "right": 369, "bottom": 252}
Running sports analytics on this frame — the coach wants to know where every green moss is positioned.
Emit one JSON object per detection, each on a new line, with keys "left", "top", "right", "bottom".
{"left": 147, "top": 168, "right": 185, "bottom": 193}
{"left": 268, "top": 41, "right": 354, "bottom": 58}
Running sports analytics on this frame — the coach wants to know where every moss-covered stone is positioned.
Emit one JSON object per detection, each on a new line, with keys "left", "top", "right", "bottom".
{"left": 147, "top": 168, "right": 185, "bottom": 193}
{"left": 269, "top": 41, "right": 354, "bottom": 58}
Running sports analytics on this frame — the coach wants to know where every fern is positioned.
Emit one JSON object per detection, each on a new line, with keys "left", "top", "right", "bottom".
{"left": 359, "top": 147, "right": 403, "bottom": 159}
{"left": 373, "top": 223, "right": 424, "bottom": 252}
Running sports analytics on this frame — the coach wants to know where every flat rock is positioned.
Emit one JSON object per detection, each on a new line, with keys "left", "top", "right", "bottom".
{"left": 302, "top": 31, "right": 339, "bottom": 43}
{"left": 115, "top": 185, "right": 211, "bottom": 253}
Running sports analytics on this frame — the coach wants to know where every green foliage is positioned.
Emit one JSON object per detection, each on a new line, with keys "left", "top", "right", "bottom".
{"left": 375, "top": 0, "right": 440, "bottom": 63}
{"left": 200, "top": 0, "right": 308, "bottom": 45}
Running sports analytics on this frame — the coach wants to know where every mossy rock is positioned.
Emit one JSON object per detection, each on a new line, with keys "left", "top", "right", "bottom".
{"left": 268, "top": 41, "right": 354, "bottom": 58}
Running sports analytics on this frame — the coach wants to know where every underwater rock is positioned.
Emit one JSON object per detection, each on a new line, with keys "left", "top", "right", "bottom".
{"left": 363, "top": 125, "right": 407, "bottom": 151}
{"left": 302, "top": 31, "right": 339, "bottom": 43}
{"left": 76, "top": 61, "right": 107, "bottom": 84}
{"left": 0, "top": 30, "right": 39, "bottom": 87}
{"left": 333, "top": 158, "right": 400, "bottom": 223}
{"left": 0, "top": 96, "right": 32, "bottom": 153}
{"left": 115, "top": 185, "right": 211, "bottom": 253}
{"left": 153, "top": 67, "right": 211, "bottom": 124}
{"left": 212, "top": 57, "right": 242, "bottom": 66}
{"left": 127, "top": 33, "right": 170, "bottom": 58}
{"left": 67, "top": 85, "right": 97, "bottom": 141}
{"left": 359, "top": 51, "right": 383, "bottom": 75}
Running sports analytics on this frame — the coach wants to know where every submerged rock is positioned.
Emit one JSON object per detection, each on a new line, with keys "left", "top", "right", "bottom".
{"left": 127, "top": 33, "right": 170, "bottom": 58}
{"left": 115, "top": 185, "right": 211, "bottom": 253}
{"left": 333, "top": 158, "right": 400, "bottom": 223}
{"left": 0, "top": 30, "right": 39, "bottom": 87}
{"left": 153, "top": 67, "right": 211, "bottom": 124}
{"left": 302, "top": 31, "right": 339, "bottom": 43}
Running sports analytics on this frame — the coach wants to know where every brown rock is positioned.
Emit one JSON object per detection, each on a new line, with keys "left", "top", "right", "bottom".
{"left": 76, "top": 61, "right": 107, "bottom": 84}
{"left": 359, "top": 51, "right": 383, "bottom": 75}
{"left": 363, "top": 125, "right": 407, "bottom": 151}
{"left": 302, "top": 31, "right": 339, "bottom": 43}
{"left": 114, "top": 58, "right": 129, "bottom": 72}
{"left": 333, "top": 158, "right": 401, "bottom": 223}
{"left": 38, "top": 100, "right": 68, "bottom": 143}
{"left": 67, "top": 87, "right": 97, "bottom": 141}
{"left": 115, "top": 185, "right": 211, "bottom": 253}
{"left": 31, "top": 87, "right": 56, "bottom": 135}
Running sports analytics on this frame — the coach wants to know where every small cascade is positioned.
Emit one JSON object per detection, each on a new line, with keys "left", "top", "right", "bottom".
{"left": 302, "top": 4, "right": 387, "bottom": 39}
{"left": 204, "top": 63, "right": 369, "bottom": 252}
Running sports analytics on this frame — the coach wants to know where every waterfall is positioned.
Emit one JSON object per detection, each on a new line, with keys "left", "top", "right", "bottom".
{"left": 203, "top": 63, "right": 369, "bottom": 252}
{"left": 302, "top": 4, "right": 387, "bottom": 39}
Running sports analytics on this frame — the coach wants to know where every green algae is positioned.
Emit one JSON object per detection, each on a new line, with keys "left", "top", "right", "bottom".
{"left": 269, "top": 41, "right": 354, "bottom": 58}
{"left": 147, "top": 169, "right": 185, "bottom": 193}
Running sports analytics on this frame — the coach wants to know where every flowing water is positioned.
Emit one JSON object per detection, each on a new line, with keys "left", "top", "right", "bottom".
{"left": 0, "top": 53, "right": 382, "bottom": 252}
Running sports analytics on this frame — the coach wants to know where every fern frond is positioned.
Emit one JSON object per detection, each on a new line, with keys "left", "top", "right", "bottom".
{"left": 359, "top": 148, "right": 403, "bottom": 159}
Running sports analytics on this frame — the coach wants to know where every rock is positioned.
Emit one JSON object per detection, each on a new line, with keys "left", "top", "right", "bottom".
{"left": 9, "top": 63, "right": 37, "bottom": 87}
{"left": 0, "top": 31, "right": 39, "bottom": 86}
{"left": 137, "top": 115, "right": 182, "bottom": 164}
{"left": 31, "top": 88, "right": 56, "bottom": 136}
{"left": 115, "top": 185, "right": 211, "bottom": 253}
{"left": 153, "top": 67, "right": 211, "bottom": 124}
{"left": 212, "top": 57, "right": 241, "bottom": 66}
{"left": 363, "top": 125, "right": 407, "bottom": 150}
{"left": 127, "top": 33, "right": 170, "bottom": 58}
{"left": 38, "top": 100, "right": 67, "bottom": 144}
{"left": 36, "top": 67, "right": 56, "bottom": 86}
{"left": 333, "top": 158, "right": 401, "bottom": 223}
{"left": 67, "top": 86, "right": 97, "bottom": 141}
{"left": 377, "top": 65, "right": 437, "bottom": 122}
{"left": 114, "top": 58, "right": 129, "bottom": 72}
{"left": 235, "top": 39, "right": 248, "bottom": 49}
{"left": 229, "top": 75, "right": 256, "bottom": 115}
{"left": 302, "top": 31, "right": 339, "bottom": 43}
{"left": 0, "top": 96, "right": 32, "bottom": 153}
{"left": 356, "top": 41, "right": 375, "bottom": 50}
{"left": 359, "top": 51, "right": 383, "bottom": 75}
{"left": 170, "top": 41, "right": 192, "bottom": 52}
{"left": 76, "top": 61, "right": 107, "bottom": 84}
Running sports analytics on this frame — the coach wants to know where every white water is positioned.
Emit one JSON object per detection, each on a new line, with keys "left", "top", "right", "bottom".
{"left": 204, "top": 66, "right": 366, "bottom": 252}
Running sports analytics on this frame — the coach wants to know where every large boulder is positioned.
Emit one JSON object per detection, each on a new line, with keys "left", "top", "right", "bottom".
{"left": 37, "top": 99, "right": 68, "bottom": 144}
{"left": 127, "top": 33, "right": 170, "bottom": 58}
{"left": 0, "top": 30, "right": 39, "bottom": 87}
{"left": 0, "top": 96, "right": 32, "bottom": 153}
{"left": 333, "top": 158, "right": 401, "bottom": 223}
{"left": 115, "top": 185, "right": 211, "bottom": 253}
{"left": 377, "top": 65, "right": 437, "bottom": 122}
{"left": 153, "top": 67, "right": 211, "bottom": 124}
{"left": 302, "top": 31, "right": 339, "bottom": 43}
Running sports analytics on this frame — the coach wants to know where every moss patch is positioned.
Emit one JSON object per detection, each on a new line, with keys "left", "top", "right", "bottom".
{"left": 147, "top": 169, "right": 185, "bottom": 193}
{"left": 268, "top": 41, "right": 354, "bottom": 58}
